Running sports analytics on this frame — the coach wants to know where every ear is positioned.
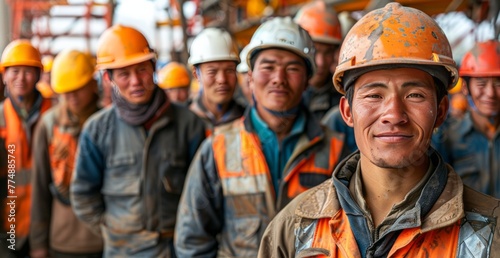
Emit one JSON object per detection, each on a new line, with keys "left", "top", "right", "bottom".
{"left": 192, "top": 68, "right": 199, "bottom": 81}
{"left": 461, "top": 80, "right": 469, "bottom": 95}
{"left": 247, "top": 69, "right": 255, "bottom": 91}
{"left": 339, "top": 96, "right": 354, "bottom": 127}
{"left": 103, "top": 70, "right": 111, "bottom": 82}
{"left": 434, "top": 95, "right": 449, "bottom": 128}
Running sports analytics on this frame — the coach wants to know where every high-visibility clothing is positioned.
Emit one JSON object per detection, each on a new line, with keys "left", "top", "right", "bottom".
{"left": 258, "top": 151, "right": 500, "bottom": 258}
{"left": 175, "top": 109, "right": 346, "bottom": 257}
{"left": 0, "top": 97, "right": 51, "bottom": 247}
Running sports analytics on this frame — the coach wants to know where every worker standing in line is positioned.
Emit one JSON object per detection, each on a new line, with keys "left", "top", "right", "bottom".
{"left": 235, "top": 45, "right": 253, "bottom": 107}
{"left": 295, "top": 0, "right": 343, "bottom": 122}
{"left": 70, "top": 24, "right": 206, "bottom": 257}
{"left": 30, "top": 49, "right": 103, "bottom": 258}
{"left": 0, "top": 39, "right": 52, "bottom": 258}
{"left": 259, "top": 4, "right": 500, "bottom": 257}
{"left": 158, "top": 61, "right": 192, "bottom": 105}
{"left": 434, "top": 40, "right": 500, "bottom": 197}
{"left": 36, "top": 55, "right": 58, "bottom": 105}
{"left": 175, "top": 17, "right": 346, "bottom": 257}
{"left": 188, "top": 27, "right": 245, "bottom": 136}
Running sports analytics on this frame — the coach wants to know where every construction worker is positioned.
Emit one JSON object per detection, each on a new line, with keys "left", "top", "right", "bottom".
{"left": 0, "top": 39, "right": 52, "bottom": 258}
{"left": 36, "top": 55, "right": 58, "bottom": 105}
{"left": 175, "top": 17, "right": 346, "bottom": 257}
{"left": 158, "top": 61, "right": 191, "bottom": 104}
{"left": 188, "top": 27, "right": 245, "bottom": 136}
{"left": 259, "top": 4, "right": 500, "bottom": 257}
{"left": 435, "top": 40, "right": 500, "bottom": 197}
{"left": 235, "top": 45, "right": 253, "bottom": 107}
{"left": 294, "top": 0, "right": 343, "bottom": 122}
{"left": 30, "top": 49, "right": 103, "bottom": 258}
{"left": 70, "top": 24, "right": 206, "bottom": 257}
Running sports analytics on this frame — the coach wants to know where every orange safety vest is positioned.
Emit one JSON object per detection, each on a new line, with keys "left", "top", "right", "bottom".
{"left": 0, "top": 98, "right": 51, "bottom": 240}
{"left": 49, "top": 127, "right": 78, "bottom": 200}
{"left": 308, "top": 209, "right": 461, "bottom": 257}
{"left": 213, "top": 119, "right": 343, "bottom": 209}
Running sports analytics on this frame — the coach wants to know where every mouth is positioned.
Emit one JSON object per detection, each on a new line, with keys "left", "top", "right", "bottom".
{"left": 215, "top": 87, "right": 231, "bottom": 94}
{"left": 130, "top": 89, "right": 146, "bottom": 97}
{"left": 374, "top": 133, "right": 413, "bottom": 143}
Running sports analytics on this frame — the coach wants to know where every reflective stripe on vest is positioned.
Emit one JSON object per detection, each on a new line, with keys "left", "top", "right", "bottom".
{"left": 296, "top": 210, "right": 494, "bottom": 257}
{"left": 1, "top": 98, "right": 51, "bottom": 240}
{"left": 213, "top": 119, "right": 342, "bottom": 201}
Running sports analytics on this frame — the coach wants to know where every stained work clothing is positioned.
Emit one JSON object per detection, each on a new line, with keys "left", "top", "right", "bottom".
{"left": 258, "top": 150, "right": 500, "bottom": 257}
{"left": 71, "top": 102, "right": 205, "bottom": 257}
{"left": 30, "top": 103, "right": 103, "bottom": 255}
{"left": 0, "top": 95, "right": 51, "bottom": 250}
{"left": 302, "top": 79, "right": 342, "bottom": 122}
{"left": 434, "top": 112, "right": 500, "bottom": 198}
{"left": 175, "top": 108, "right": 346, "bottom": 257}
{"left": 189, "top": 95, "right": 245, "bottom": 136}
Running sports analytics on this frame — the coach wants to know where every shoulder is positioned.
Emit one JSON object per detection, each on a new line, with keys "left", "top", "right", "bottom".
{"left": 463, "top": 185, "right": 500, "bottom": 217}
{"left": 82, "top": 106, "right": 116, "bottom": 141}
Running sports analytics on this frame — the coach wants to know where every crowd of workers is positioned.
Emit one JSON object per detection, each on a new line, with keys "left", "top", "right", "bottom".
{"left": 0, "top": 1, "right": 499, "bottom": 257}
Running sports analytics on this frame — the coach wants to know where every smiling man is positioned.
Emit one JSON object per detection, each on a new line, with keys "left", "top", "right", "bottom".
{"left": 175, "top": 17, "right": 346, "bottom": 257}
{"left": 435, "top": 40, "right": 500, "bottom": 198}
{"left": 259, "top": 4, "right": 500, "bottom": 257}
{"left": 70, "top": 25, "right": 205, "bottom": 257}
{"left": 187, "top": 27, "right": 245, "bottom": 136}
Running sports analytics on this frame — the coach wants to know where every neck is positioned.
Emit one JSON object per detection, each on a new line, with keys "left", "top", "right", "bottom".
{"left": 256, "top": 105, "right": 296, "bottom": 140}
{"left": 359, "top": 153, "right": 429, "bottom": 227}
{"left": 11, "top": 93, "right": 36, "bottom": 111}
{"left": 470, "top": 111, "right": 500, "bottom": 140}
{"left": 202, "top": 96, "right": 229, "bottom": 121}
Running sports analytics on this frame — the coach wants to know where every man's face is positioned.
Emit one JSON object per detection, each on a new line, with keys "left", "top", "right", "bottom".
{"left": 3, "top": 66, "right": 39, "bottom": 99}
{"left": 111, "top": 61, "right": 156, "bottom": 105}
{"left": 249, "top": 49, "right": 308, "bottom": 112}
{"left": 195, "top": 61, "right": 237, "bottom": 106}
{"left": 165, "top": 87, "right": 190, "bottom": 104}
{"left": 237, "top": 72, "right": 252, "bottom": 104}
{"left": 309, "top": 42, "right": 337, "bottom": 87}
{"left": 340, "top": 68, "right": 448, "bottom": 169}
{"left": 463, "top": 77, "right": 500, "bottom": 117}
{"left": 63, "top": 81, "right": 97, "bottom": 115}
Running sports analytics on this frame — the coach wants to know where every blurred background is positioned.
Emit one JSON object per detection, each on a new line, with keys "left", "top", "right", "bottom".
{"left": 0, "top": 0, "right": 499, "bottom": 67}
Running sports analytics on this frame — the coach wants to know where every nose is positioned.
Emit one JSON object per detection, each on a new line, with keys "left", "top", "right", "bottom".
{"left": 271, "top": 67, "right": 286, "bottom": 86}
{"left": 215, "top": 70, "right": 227, "bottom": 84}
{"left": 315, "top": 53, "right": 325, "bottom": 69}
{"left": 129, "top": 71, "right": 140, "bottom": 85}
{"left": 484, "top": 80, "right": 496, "bottom": 97}
{"left": 381, "top": 96, "right": 408, "bottom": 125}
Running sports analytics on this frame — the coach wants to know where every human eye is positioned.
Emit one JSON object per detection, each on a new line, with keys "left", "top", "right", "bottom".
{"left": 407, "top": 92, "right": 424, "bottom": 98}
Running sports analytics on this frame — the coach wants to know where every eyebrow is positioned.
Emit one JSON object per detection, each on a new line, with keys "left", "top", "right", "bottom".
{"left": 259, "top": 58, "right": 304, "bottom": 67}
{"left": 358, "top": 80, "right": 432, "bottom": 91}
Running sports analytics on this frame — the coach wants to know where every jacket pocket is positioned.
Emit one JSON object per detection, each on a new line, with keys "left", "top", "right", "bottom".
{"left": 160, "top": 152, "right": 188, "bottom": 194}
{"left": 233, "top": 216, "right": 261, "bottom": 251}
{"left": 100, "top": 224, "right": 160, "bottom": 256}
{"left": 102, "top": 153, "right": 140, "bottom": 196}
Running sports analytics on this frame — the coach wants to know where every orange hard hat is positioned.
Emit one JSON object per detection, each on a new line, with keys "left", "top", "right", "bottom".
{"left": 1, "top": 39, "right": 43, "bottom": 72}
{"left": 459, "top": 40, "right": 500, "bottom": 77}
{"left": 96, "top": 24, "right": 156, "bottom": 70}
{"left": 294, "top": 1, "right": 342, "bottom": 45}
{"left": 157, "top": 62, "right": 191, "bottom": 89}
{"left": 333, "top": 3, "right": 458, "bottom": 94}
{"left": 36, "top": 81, "right": 56, "bottom": 98}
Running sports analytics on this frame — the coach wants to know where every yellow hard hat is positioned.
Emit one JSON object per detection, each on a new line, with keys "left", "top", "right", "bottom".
{"left": 51, "top": 49, "right": 95, "bottom": 94}
{"left": 1, "top": 39, "right": 43, "bottom": 72}
{"left": 96, "top": 24, "right": 156, "bottom": 70}
{"left": 448, "top": 77, "right": 463, "bottom": 95}
{"left": 158, "top": 62, "right": 191, "bottom": 89}
{"left": 42, "top": 55, "right": 54, "bottom": 73}
{"left": 36, "top": 81, "right": 56, "bottom": 98}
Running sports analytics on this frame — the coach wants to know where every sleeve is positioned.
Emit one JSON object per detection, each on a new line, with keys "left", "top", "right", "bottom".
{"left": 174, "top": 139, "right": 223, "bottom": 258}
{"left": 186, "top": 113, "right": 206, "bottom": 162}
{"left": 258, "top": 203, "right": 298, "bottom": 258}
{"left": 29, "top": 121, "right": 53, "bottom": 251}
{"left": 70, "top": 129, "right": 105, "bottom": 235}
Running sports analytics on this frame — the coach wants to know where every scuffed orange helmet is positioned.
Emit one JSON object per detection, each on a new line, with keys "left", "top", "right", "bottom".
{"left": 157, "top": 62, "right": 191, "bottom": 89}
{"left": 333, "top": 3, "right": 458, "bottom": 94}
{"left": 1, "top": 39, "right": 43, "bottom": 72}
{"left": 96, "top": 24, "right": 156, "bottom": 70}
{"left": 460, "top": 40, "right": 500, "bottom": 77}
{"left": 294, "top": 1, "right": 342, "bottom": 45}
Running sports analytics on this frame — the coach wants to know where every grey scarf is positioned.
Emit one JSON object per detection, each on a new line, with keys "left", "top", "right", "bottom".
{"left": 112, "top": 86, "right": 166, "bottom": 126}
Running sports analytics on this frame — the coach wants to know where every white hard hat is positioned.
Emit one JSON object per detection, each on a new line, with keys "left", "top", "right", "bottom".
{"left": 188, "top": 27, "right": 240, "bottom": 66}
{"left": 246, "top": 16, "right": 316, "bottom": 76}
{"left": 236, "top": 45, "right": 250, "bottom": 73}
